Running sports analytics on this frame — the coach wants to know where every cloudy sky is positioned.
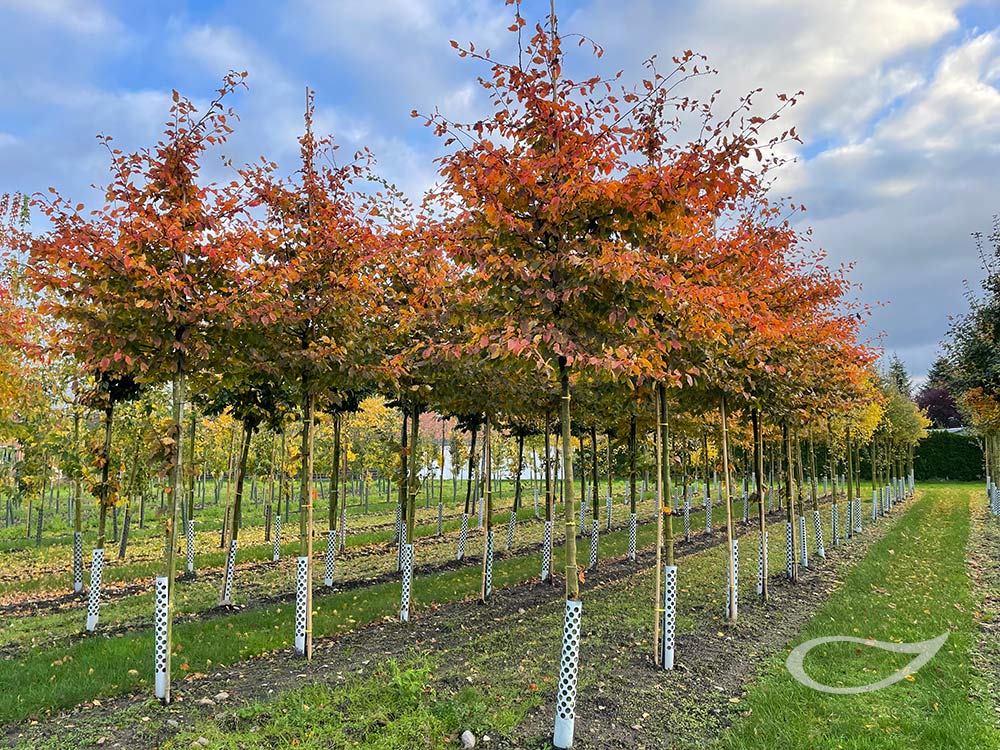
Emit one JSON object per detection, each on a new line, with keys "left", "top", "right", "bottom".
{"left": 2, "top": 0, "right": 999, "bottom": 382}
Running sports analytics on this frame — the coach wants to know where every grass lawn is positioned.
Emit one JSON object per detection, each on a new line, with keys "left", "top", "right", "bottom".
{"left": 718, "top": 483, "right": 1000, "bottom": 750}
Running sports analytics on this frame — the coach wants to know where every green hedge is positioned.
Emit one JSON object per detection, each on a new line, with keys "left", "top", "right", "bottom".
{"left": 914, "top": 431, "right": 983, "bottom": 481}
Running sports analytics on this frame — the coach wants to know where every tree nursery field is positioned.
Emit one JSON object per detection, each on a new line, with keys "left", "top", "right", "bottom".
{"left": 2, "top": 2, "right": 999, "bottom": 748}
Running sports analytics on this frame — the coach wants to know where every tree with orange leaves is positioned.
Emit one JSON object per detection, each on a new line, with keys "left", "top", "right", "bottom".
{"left": 29, "top": 73, "right": 255, "bottom": 702}
{"left": 242, "top": 89, "right": 386, "bottom": 657}
{"left": 419, "top": 4, "right": 719, "bottom": 744}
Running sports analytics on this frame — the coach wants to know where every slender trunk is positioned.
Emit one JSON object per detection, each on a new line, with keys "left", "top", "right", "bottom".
{"left": 73, "top": 410, "right": 82, "bottom": 536}
{"left": 590, "top": 426, "right": 598, "bottom": 521}
{"left": 846, "top": 426, "right": 855, "bottom": 528}
{"left": 97, "top": 405, "right": 114, "bottom": 549}
{"left": 784, "top": 423, "right": 798, "bottom": 583}
{"left": 544, "top": 423, "right": 553, "bottom": 522}
{"left": 117, "top": 442, "right": 141, "bottom": 559}
{"left": 406, "top": 403, "right": 420, "bottom": 618}
{"left": 515, "top": 433, "right": 524, "bottom": 513}
{"left": 659, "top": 383, "right": 673, "bottom": 565}
{"left": 653, "top": 384, "right": 665, "bottom": 664}
{"left": 702, "top": 433, "right": 710, "bottom": 531}
{"left": 480, "top": 412, "right": 493, "bottom": 602}
{"left": 265, "top": 437, "right": 276, "bottom": 541}
{"left": 35, "top": 468, "right": 47, "bottom": 546}
{"left": 720, "top": 394, "right": 736, "bottom": 622}
{"left": 407, "top": 404, "right": 420, "bottom": 543}
{"left": 298, "top": 387, "right": 316, "bottom": 659}
{"left": 808, "top": 428, "right": 819, "bottom": 511}
{"left": 399, "top": 410, "right": 408, "bottom": 548}
{"left": 606, "top": 431, "right": 613, "bottom": 513}
{"left": 629, "top": 414, "right": 637, "bottom": 515}
{"left": 559, "top": 360, "right": 578, "bottom": 600}
{"left": 220, "top": 421, "right": 252, "bottom": 603}
{"left": 464, "top": 424, "right": 477, "bottom": 514}
{"left": 330, "top": 414, "right": 341, "bottom": 532}
{"left": 752, "top": 409, "right": 767, "bottom": 601}
{"left": 158, "top": 367, "right": 186, "bottom": 703}
{"left": 795, "top": 432, "right": 806, "bottom": 518}
{"left": 186, "top": 412, "right": 196, "bottom": 526}
{"left": 220, "top": 427, "right": 237, "bottom": 548}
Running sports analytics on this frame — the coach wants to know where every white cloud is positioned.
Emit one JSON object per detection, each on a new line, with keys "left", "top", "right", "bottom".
{"left": 0, "top": 0, "right": 121, "bottom": 36}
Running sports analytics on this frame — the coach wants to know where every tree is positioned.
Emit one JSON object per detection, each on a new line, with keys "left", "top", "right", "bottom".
{"left": 244, "top": 89, "right": 384, "bottom": 657}
{"left": 30, "top": 73, "right": 254, "bottom": 702}
{"left": 887, "top": 354, "right": 912, "bottom": 398}
{"left": 421, "top": 6, "right": 700, "bottom": 744}
{"left": 916, "top": 386, "right": 963, "bottom": 429}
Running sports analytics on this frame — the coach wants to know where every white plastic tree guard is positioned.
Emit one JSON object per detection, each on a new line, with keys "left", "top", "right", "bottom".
{"left": 628, "top": 512, "right": 637, "bottom": 561}
{"left": 153, "top": 575, "right": 169, "bottom": 699}
{"left": 272, "top": 515, "right": 282, "bottom": 561}
{"left": 294, "top": 556, "right": 308, "bottom": 654}
{"left": 742, "top": 491, "right": 749, "bottom": 524}
{"left": 553, "top": 599, "right": 583, "bottom": 749}
{"left": 705, "top": 489, "right": 712, "bottom": 533}
{"left": 589, "top": 518, "right": 599, "bottom": 571}
{"left": 813, "top": 509, "right": 825, "bottom": 560}
{"left": 785, "top": 521, "right": 794, "bottom": 579}
{"left": 85, "top": 547, "right": 104, "bottom": 632}
{"left": 756, "top": 530, "right": 768, "bottom": 596}
{"left": 221, "top": 538, "right": 237, "bottom": 604}
{"left": 799, "top": 515, "right": 808, "bottom": 568}
{"left": 726, "top": 538, "right": 739, "bottom": 619}
{"left": 324, "top": 529, "right": 336, "bottom": 587}
{"left": 400, "top": 542, "right": 414, "bottom": 622}
{"left": 831, "top": 503, "right": 839, "bottom": 546}
{"left": 542, "top": 519, "right": 553, "bottom": 580}
{"left": 457, "top": 513, "right": 469, "bottom": 561}
{"left": 73, "top": 531, "right": 83, "bottom": 594}
{"left": 578, "top": 497, "right": 587, "bottom": 533}
{"left": 505, "top": 510, "right": 517, "bottom": 551}
{"left": 185, "top": 520, "right": 195, "bottom": 575}
{"left": 662, "top": 564, "right": 677, "bottom": 670}
{"left": 484, "top": 529, "right": 495, "bottom": 601}
{"left": 846, "top": 497, "right": 854, "bottom": 539}
{"left": 854, "top": 498, "right": 862, "bottom": 534}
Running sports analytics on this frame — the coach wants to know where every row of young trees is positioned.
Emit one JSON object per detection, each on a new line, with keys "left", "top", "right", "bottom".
{"left": 1, "top": 5, "right": 930, "bottom": 746}
{"left": 942, "top": 214, "right": 1000, "bottom": 496}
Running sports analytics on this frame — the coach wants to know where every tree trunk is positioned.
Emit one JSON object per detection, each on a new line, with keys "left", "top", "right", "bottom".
{"left": 480, "top": 412, "right": 494, "bottom": 603}
{"left": 296, "top": 387, "right": 316, "bottom": 659}
{"left": 560, "top": 360, "right": 578, "bottom": 600}
{"left": 464, "top": 424, "right": 478, "bottom": 515}
{"left": 406, "top": 403, "right": 420, "bottom": 617}
{"left": 221, "top": 421, "right": 253, "bottom": 604}
{"left": 752, "top": 409, "right": 767, "bottom": 601}
{"left": 156, "top": 367, "right": 186, "bottom": 703}
{"left": 653, "top": 384, "right": 665, "bottom": 664}
{"left": 720, "top": 394, "right": 736, "bottom": 622}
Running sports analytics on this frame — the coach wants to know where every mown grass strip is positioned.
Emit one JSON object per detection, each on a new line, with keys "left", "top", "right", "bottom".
{"left": 719, "top": 484, "right": 1000, "bottom": 750}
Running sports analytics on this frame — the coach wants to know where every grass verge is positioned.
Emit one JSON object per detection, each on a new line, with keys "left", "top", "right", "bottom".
{"left": 718, "top": 484, "right": 1000, "bottom": 750}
